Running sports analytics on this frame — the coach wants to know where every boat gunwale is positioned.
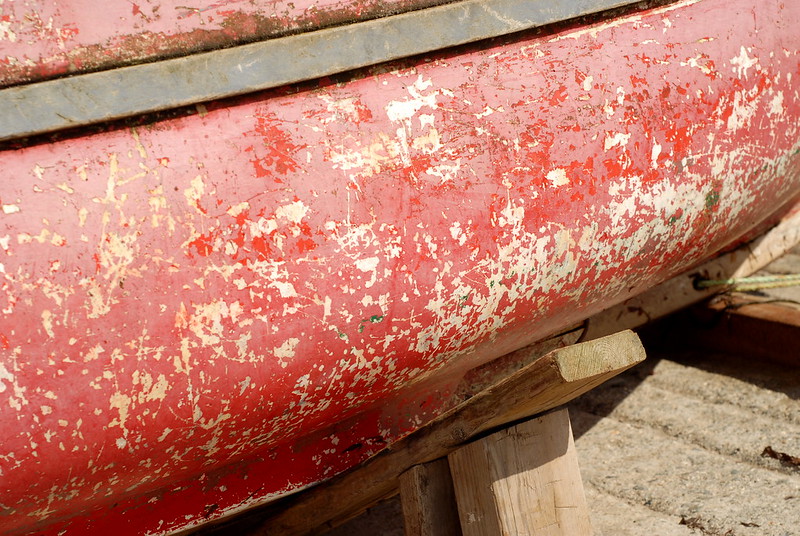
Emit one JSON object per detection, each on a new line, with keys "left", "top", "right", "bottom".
{"left": 0, "top": 0, "right": 662, "bottom": 143}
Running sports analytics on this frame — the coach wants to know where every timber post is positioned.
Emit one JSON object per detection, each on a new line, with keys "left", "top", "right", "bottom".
{"left": 248, "top": 330, "right": 644, "bottom": 535}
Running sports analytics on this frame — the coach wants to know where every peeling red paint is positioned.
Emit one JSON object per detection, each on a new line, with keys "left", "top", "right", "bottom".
{"left": 1, "top": 0, "right": 800, "bottom": 535}
{"left": 189, "top": 234, "right": 215, "bottom": 257}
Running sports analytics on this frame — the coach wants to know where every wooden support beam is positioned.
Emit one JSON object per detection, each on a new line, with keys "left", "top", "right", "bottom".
{"left": 400, "top": 459, "right": 462, "bottom": 536}
{"left": 449, "top": 409, "right": 592, "bottom": 536}
{"left": 681, "top": 294, "right": 800, "bottom": 366}
{"left": 250, "top": 330, "right": 644, "bottom": 535}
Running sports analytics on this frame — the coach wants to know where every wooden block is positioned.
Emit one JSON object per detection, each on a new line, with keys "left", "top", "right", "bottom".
{"left": 471, "top": 329, "right": 645, "bottom": 436}
{"left": 682, "top": 294, "right": 800, "bottom": 366}
{"left": 448, "top": 409, "right": 592, "bottom": 536}
{"left": 400, "top": 459, "right": 462, "bottom": 536}
{"left": 249, "top": 330, "right": 643, "bottom": 535}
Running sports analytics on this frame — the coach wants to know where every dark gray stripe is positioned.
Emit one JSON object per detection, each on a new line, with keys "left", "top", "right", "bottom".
{"left": 0, "top": 0, "right": 639, "bottom": 142}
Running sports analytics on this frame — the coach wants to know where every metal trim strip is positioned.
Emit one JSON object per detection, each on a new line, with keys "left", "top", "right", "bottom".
{"left": 0, "top": 0, "right": 640, "bottom": 141}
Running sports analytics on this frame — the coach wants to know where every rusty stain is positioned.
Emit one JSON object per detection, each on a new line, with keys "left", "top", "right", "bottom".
{"left": 1, "top": 0, "right": 800, "bottom": 534}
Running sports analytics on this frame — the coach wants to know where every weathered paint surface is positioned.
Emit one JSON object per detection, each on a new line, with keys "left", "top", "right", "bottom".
{"left": 2, "top": 0, "right": 800, "bottom": 533}
{"left": 0, "top": 0, "right": 450, "bottom": 87}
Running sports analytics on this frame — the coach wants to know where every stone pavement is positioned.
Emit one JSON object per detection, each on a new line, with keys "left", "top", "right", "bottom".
{"left": 569, "top": 344, "right": 800, "bottom": 536}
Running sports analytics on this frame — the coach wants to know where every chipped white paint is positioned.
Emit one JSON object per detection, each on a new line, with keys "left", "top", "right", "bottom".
{"left": 731, "top": 45, "right": 759, "bottom": 79}
{"left": 227, "top": 201, "right": 250, "bottom": 217}
{"left": 274, "top": 338, "right": 300, "bottom": 368}
{"left": 651, "top": 142, "right": 662, "bottom": 169}
{"left": 271, "top": 280, "right": 298, "bottom": 298}
{"left": 681, "top": 54, "right": 714, "bottom": 75}
{"left": 604, "top": 132, "right": 631, "bottom": 150}
{"left": 0, "top": 17, "right": 16, "bottom": 42}
{"left": 385, "top": 75, "right": 437, "bottom": 122}
{"left": 546, "top": 168, "right": 569, "bottom": 187}
{"left": 275, "top": 200, "right": 309, "bottom": 224}
{"left": 725, "top": 89, "right": 761, "bottom": 132}
{"left": 41, "top": 310, "right": 55, "bottom": 338}
{"left": 0, "top": 363, "right": 14, "bottom": 394}
{"left": 769, "top": 91, "right": 784, "bottom": 116}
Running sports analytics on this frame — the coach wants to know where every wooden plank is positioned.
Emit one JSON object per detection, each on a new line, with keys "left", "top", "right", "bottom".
{"left": 449, "top": 409, "right": 592, "bottom": 536}
{"left": 680, "top": 294, "right": 800, "bottom": 366}
{"left": 249, "top": 330, "right": 644, "bottom": 535}
{"left": 400, "top": 459, "right": 462, "bottom": 536}
{"left": 583, "top": 209, "right": 800, "bottom": 341}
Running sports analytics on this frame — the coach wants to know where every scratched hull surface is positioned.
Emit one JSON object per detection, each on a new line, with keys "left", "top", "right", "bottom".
{"left": 1, "top": 0, "right": 800, "bottom": 533}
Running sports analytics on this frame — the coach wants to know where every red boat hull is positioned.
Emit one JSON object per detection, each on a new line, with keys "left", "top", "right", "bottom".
{"left": 1, "top": 0, "right": 800, "bottom": 533}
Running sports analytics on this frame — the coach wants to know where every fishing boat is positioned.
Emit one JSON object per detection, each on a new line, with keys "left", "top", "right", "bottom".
{"left": 1, "top": 0, "right": 799, "bottom": 533}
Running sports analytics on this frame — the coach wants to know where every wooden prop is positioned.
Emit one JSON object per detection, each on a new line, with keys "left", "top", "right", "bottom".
{"left": 400, "top": 459, "right": 462, "bottom": 536}
{"left": 449, "top": 409, "right": 592, "bottom": 536}
{"left": 250, "top": 330, "right": 644, "bottom": 535}
{"left": 682, "top": 294, "right": 800, "bottom": 366}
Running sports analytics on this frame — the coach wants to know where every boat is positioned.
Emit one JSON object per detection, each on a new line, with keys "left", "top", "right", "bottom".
{"left": 1, "top": 0, "right": 799, "bottom": 533}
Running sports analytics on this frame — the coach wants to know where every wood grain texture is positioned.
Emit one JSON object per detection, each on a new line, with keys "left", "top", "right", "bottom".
{"left": 400, "top": 459, "right": 462, "bottom": 536}
{"left": 476, "top": 330, "right": 645, "bottom": 436}
{"left": 251, "top": 330, "right": 643, "bottom": 535}
{"left": 449, "top": 409, "right": 592, "bottom": 536}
